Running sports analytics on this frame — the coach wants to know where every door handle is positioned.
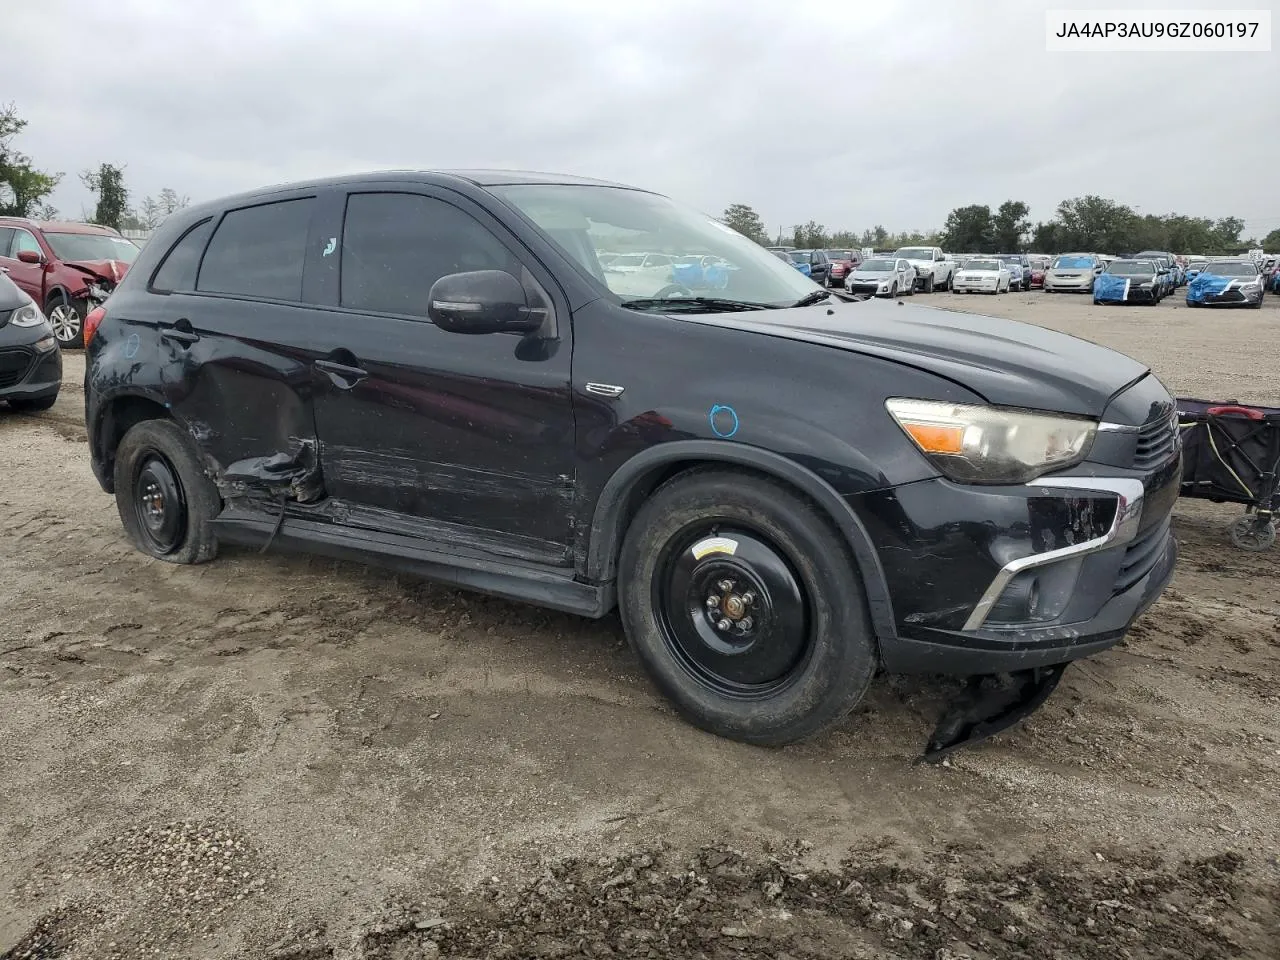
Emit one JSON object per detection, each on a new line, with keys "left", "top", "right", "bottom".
{"left": 315, "top": 358, "right": 368, "bottom": 389}
{"left": 160, "top": 328, "right": 199, "bottom": 346}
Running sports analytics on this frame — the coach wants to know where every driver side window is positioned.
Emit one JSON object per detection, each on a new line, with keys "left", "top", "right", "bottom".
{"left": 14, "top": 230, "right": 41, "bottom": 256}
{"left": 340, "top": 192, "right": 520, "bottom": 319}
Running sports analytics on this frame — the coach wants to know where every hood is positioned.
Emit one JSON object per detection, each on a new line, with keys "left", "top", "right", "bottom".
{"left": 64, "top": 259, "right": 132, "bottom": 284}
{"left": 0, "top": 273, "right": 28, "bottom": 312}
{"left": 681, "top": 298, "right": 1148, "bottom": 417}
{"left": 1186, "top": 273, "right": 1242, "bottom": 300}
{"left": 851, "top": 269, "right": 895, "bottom": 279}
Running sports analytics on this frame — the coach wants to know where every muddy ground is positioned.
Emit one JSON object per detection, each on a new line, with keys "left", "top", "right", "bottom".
{"left": 2, "top": 292, "right": 1279, "bottom": 959}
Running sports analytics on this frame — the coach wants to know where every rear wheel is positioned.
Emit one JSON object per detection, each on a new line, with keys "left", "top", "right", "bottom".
{"left": 618, "top": 470, "right": 877, "bottom": 745}
{"left": 114, "top": 419, "right": 221, "bottom": 564}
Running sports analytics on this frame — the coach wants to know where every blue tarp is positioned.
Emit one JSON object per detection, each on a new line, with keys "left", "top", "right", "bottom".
{"left": 671, "top": 262, "right": 730, "bottom": 290}
{"left": 1270, "top": 271, "right": 1280, "bottom": 293}
{"left": 1186, "top": 273, "right": 1234, "bottom": 303}
{"left": 1093, "top": 274, "right": 1131, "bottom": 302}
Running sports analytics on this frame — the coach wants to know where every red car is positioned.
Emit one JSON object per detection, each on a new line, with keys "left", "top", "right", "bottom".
{"left": 0, "top": 218, "right": 140, "bottom": 347}
{"left": 823, "top": 249, "right": 862, "bottom": 288}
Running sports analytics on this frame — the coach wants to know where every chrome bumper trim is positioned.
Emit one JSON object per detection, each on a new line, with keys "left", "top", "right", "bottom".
{"left": 961, "top": 476, "right": 1146, "bottom": 631}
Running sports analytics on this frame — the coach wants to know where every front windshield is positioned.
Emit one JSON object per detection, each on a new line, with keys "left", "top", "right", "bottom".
{"left": 788, "top": 251, "right": 812, "bottom": 263}
{"left": 963, "top": 260, "right": 1001, "bottom": 271}
{"left": 1106, "top": 261, "right": 1154, "bottom": 277}
{"left": 825, "top": 250, "right": 853, "bottom": 260}
{"left": 1053, "top": 255, "right": 1095, "bottom": 269}
{"left": 42, "top": 232, "right": 140, "bottom": 264}
{"left": 859, "top": 259, "right": 895, "bottom": 271}
{"left": 895, "top": 247, "right": 933, "bottom": 260}
{"left": 1202, "top": 262, "right": 1257, "bottom": 277}
{"left": 491, "top": 184, "right": 817, "bottom": 307}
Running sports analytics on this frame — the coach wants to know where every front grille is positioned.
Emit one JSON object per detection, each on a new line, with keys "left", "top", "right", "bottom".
{"left": 1205, "top": 288, "right": 1245, "bottom": 302}
{"left": 0, "top": 347, "right": 33, "bottom": 388}
{"left": 1115, "top": 517, "right": 1171, "bottom": 593}
{"left": 1133, "top": 413, "right": 1179, "bottom": 469}
{"left": 847, "top": 283, "right": 879, "bottom": 292}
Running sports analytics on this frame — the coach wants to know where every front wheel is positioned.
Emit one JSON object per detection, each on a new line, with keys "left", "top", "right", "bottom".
{"left": 46, "top": 293, "right": 87, "bottom": 349}
{"left": 922, "top": 275, "right": 934, "bottom": 294}
{"left": 114, "top": 419, "right": 222, "bottom": 564}
{"left": 618, "top": 470, "right": 877, "bottom": 745}
{"left": 889, "top": 282, "right": 898, "bottom": 297}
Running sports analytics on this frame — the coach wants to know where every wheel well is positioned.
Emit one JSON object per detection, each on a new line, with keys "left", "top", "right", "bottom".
{"left": 97, "top": 396, "right": 172, "bottom": 492}
{"left": 44, "top": 286, "right": 71, "bottom": 308}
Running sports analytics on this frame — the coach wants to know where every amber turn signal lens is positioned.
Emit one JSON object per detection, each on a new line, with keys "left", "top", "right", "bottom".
{"left": 900, "top": 422, "right": 965, "bottom": 454}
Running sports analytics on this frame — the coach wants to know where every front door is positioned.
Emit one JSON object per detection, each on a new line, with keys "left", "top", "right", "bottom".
{"left": 0, "top": 227, "right": 47, "bottom": 303}
{"left": 308, "top": 187, "right": 577, "bottom": 562}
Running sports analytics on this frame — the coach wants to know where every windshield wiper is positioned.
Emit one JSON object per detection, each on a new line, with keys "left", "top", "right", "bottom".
{"left": 619, "top": 297, "right": 779, "bottom": 313}
{"left": 791, "top": 290, "right": 832, "bottom": 308}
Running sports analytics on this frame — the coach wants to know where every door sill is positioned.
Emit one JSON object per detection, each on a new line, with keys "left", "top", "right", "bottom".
{"left": 212, "top": 505, "right": 614, "bottom": 619}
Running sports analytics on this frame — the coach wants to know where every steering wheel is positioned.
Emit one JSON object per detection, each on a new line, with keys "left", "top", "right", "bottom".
{"left": 653, "top": 284, "right": 694, "bottom": 299}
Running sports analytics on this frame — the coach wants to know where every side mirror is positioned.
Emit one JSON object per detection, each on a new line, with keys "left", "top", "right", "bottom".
{"left": 427, "top": 270, "right": 544, "bottom": 336}
{"left": 16, "top": 250, "right": 43, "bottom": 265}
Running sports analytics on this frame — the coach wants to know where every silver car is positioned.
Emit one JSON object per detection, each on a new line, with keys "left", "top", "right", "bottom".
{"left": 1043, "top": 253, "right": 1102, "bottom": 293}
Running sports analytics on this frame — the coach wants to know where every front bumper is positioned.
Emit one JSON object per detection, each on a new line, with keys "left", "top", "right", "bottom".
{"left": 0, "top": 343, "right": 62, "bottom": 400}
{"left": 857, "top": 405, "right": 1181, "bottom": 675}
{"left": 1044, "top": 276, "right": 1093, "bottom": 292}
{"left": 1097, "top": 286, "right": 1159, "bottom": 303}
{"left": 1190, "top": 288, "right": 1263, "bottom": 306}
{"left": 953, "top": 280, "right": 999, "bottom": 293}
{"left": 846, "top": 281, "right": 894, "bottom": 296}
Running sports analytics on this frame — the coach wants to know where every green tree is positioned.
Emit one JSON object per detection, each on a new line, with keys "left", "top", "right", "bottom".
{"left": 791, "top": 220, "right": 828, "bottom": 249}
{"left": 828, "top": 230, "right": 860, "bottom": 248}
{"left": 1262, "top": 227, "right": 1280, "bottom": 250}
{"left": 0, "top": 103, "right": 62, "bottom": 217}
{"left": 720, "top": 203, "right": 767, "bottom": 244}
{"left": 940, "top": 205, "right": 993, "bottom": 252}
{"left": 1031, "top": 221, "right": 1060, "bottom": 252}
{"left": 1054, "top": 195, "right": 1137, "bottom": 253}
{"left": 859, "top": 225, "right": 890, "bottom": 249}
{"left": 31, "top": 201, "right": 58, "bottom": 220}
{"left": 992, "top": 201, "right": 1030, "bottom": 252}
{"left": 81, "top": 163, "right": 129, "bottom": 230}
{"left": 1209, "top": 217, "right": 1244, "bottom": 252}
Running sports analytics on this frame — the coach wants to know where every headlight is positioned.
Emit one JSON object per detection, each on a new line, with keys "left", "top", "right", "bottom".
{"left": 885, "top": 398, "right": 1097, "bottom": 484}
{"left": 11, "top": 303, "right": 47, "bottom": 327}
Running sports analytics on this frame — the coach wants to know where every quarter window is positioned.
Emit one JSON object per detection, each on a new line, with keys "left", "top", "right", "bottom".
{"left": 197, "top": 198, "right": 315, "bottom": 301}
{"left": 340, "top": 192, "right": 519, "bottom": 318}
{"left": 150, "top": 219, "right": 214, "bottom": 293}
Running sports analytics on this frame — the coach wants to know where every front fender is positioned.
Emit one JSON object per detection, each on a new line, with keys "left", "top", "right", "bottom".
{"left": 584, "top": 439, "right": 898, "bottom": 646}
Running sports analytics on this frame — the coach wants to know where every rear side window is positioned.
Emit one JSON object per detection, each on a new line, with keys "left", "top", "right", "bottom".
{"left": 340, "top": 192, "right": 519, "bottom": 318}
{"left": 149, "top": 219, "right": 213, "bottom": 292}
{"left": 197, "top": 198, "right": 314, "bottom": 301}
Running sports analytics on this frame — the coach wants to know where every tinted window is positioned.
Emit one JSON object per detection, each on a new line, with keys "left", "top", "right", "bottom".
{"left": 150, "top": 219, "right": 214, "bottom": 292}
{"left": 340, "top": 192, "right": 519, "bottom": 317}
{"left": 0, "top": 227, "right": 14, "bottom": 257}
{"left": 197, "top": 199, "right": 314, "bottom": 301}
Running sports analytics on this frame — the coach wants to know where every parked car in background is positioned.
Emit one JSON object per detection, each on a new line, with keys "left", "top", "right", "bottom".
{"left": 788, "top": 249, "right": 832, "bottom": 286}
{"left": 995, "top": 254, "right": 1032, "bottom": 291}
{"left": 844, "top": 257, "right": 915, "bottom": 297}
{"left": 951, "top": 258, "right": 1011, "bottom": 294}
{"left": 0, "top": 270, "right": 61, "bottom": 411}
{"left": 1133, "top": 251, "right": 1181, "bottom": 290}
{"left": 0, "top": 218, "right": 140, "bottom": 348}
{"left": 823, "top": 249, "right": 861, "bottom": 289}
{"left": 1043, "top": 253, "right": 1102, "bottom": 293}
{"left": 1184, "top": 256, "right": 1210, "bottom": 281}
{"left": 774, "top": 249, "right": 811, "bottom": 277}
{"left": 893, "top": 246, "right": 955, "bottom": 293}
{"left": 1029, "top": 261, "right": 1047, "bottom": 288}
{"left": 1093, "top": 259, "right": 1163, "bottom": 305}
{"left": 82, "top": 168, "right": 1181, "bottom": 749}
{"left": 606, "top": 252, "right": 673, "bottom": 274}
{"left": 1186, "top": 259, "right": 1265, "bottom": 309}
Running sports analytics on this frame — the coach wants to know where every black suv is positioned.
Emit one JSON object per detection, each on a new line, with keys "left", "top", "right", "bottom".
{"left": 84, "top": 171, "right": 1180, "bottom": 751}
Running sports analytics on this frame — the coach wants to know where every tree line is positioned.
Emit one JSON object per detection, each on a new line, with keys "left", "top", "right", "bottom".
{"left": 724, "top": 199, "right": 1278, "bottom": 255}
{"left": 1, "top": 103, "right": 188, "bottom": 231}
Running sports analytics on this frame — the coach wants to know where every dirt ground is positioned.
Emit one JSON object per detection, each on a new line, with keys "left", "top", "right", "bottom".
{"left": 2, "top": 291, "right": 1279, "bottom": 960}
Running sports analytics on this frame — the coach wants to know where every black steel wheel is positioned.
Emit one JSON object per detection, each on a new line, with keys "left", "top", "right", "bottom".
{"left": 133, "top": 453, "right": 187, "bottom": 555}
{"left": 114, "top": 419, "right": 221, "bottom": 564}
{"left": 653, "top": 526, "right": 810, "bottom": 699}
{"left": 618, "top": 469, "right": 877, "bottom": 745}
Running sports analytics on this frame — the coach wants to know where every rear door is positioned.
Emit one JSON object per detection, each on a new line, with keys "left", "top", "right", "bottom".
{"left": 143, "top": 190, "right": 330, "bottom": 497}
{"left": 307, "top": 186, "right": 577, "bottom": 560}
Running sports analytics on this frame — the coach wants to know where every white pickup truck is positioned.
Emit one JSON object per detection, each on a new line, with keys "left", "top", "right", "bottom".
{"left": 894, "top": 246, "right": 956, "bottom": 293}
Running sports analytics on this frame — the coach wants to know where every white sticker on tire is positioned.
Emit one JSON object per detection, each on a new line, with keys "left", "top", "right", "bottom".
{"left": 691, "top": 536, "right": 739, "bottom": 560}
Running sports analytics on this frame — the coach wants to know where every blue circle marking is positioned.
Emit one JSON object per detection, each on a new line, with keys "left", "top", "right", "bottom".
{"left": 124, "top": 333, "right": 141, "bottom": 359}
{"left": 709, "top": 404, "right": 739, "bottom": 439}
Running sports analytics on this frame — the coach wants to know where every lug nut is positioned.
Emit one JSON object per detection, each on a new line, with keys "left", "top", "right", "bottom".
{"left": 717, "top": 579, "right": 735, "bottom": 591}
{"left": 716, "top": 618, "right": 732, "bottom": 632}
{"left": 741, "top": 592, "right": 756, "bottom": 606}
{"left": 705, "top": 595, "right": 720, "bottom": 609}
{"left": 738, "top": 617, "right": 754, "bottom": 631}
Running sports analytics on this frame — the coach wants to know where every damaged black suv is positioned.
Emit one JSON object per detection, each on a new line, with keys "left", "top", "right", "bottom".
{"left": 84, "top": 171, "right": 1180, "bottom": 753}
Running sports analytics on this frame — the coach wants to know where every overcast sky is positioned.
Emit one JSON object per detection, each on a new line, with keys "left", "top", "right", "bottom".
{"left": 6, "top": 0, "right": 1278, "bottom": 239}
